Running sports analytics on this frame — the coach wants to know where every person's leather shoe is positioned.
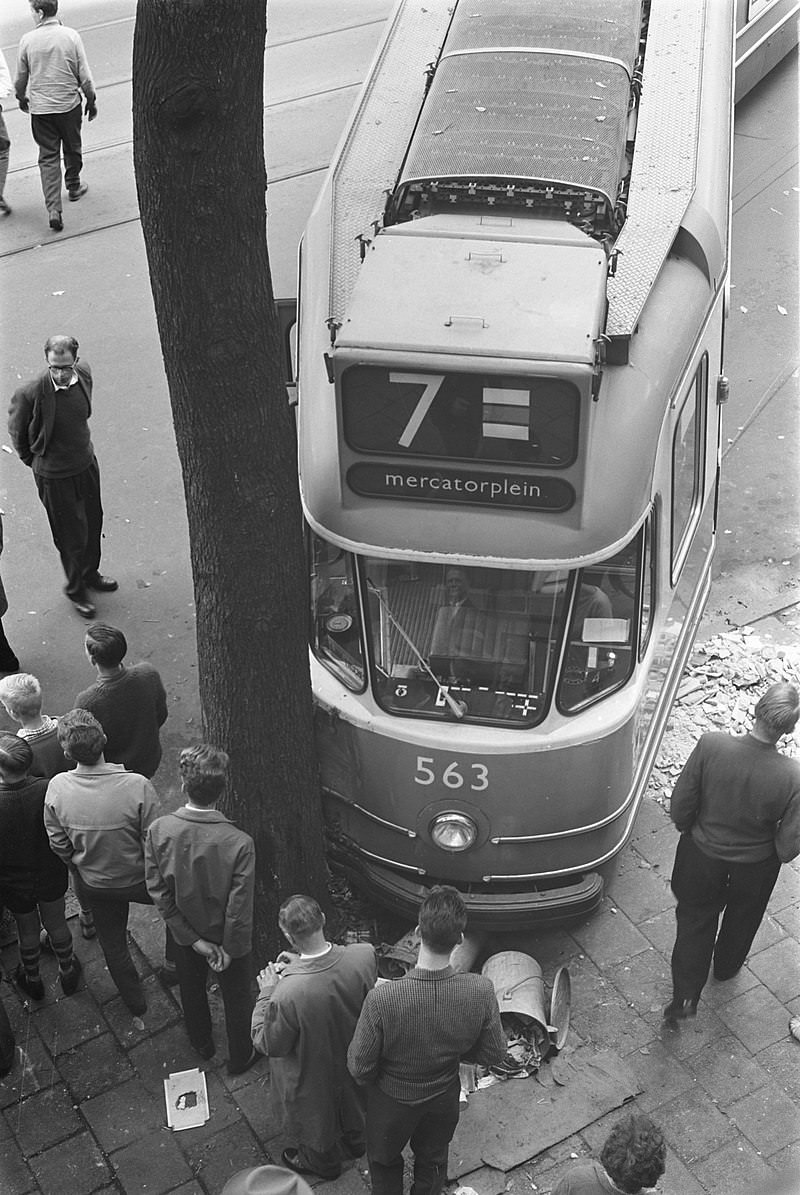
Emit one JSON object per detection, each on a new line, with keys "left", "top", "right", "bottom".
{"left": 226, "top": 1048, "right": 259, "bottom": 1076}
{"left": 69, "top": 597, "right": 96, "bottom": 619}
{"left": 282, "top": 1148, "right": 340, "bottom": 1180}
{"left": 157, "top": 965, "right": 180, "bottom": 989}
{"left": 14, "top": 966, "right": 45, "bottom": 1002}
{"left": 60, "top": 956, "right": 83, "bottom": 997}
{"left": 86, "top": 573, "right": 118, "bottom": 592}
{"left": 191, "top": 1038, "right": 216, "bottom": 1061}
{"left": 68, "top": 183, "right": 88, "bottom": 201}
{"left": 662, "top": 997, "right": 698, "bottom": 1022}
{"left": 48, "top": 209, "right": 63, "bottom": 231}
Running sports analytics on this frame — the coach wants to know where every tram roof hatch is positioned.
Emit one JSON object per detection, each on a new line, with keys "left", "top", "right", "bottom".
{"left": 336, "top": 215, "right": 607, "bottom": 364}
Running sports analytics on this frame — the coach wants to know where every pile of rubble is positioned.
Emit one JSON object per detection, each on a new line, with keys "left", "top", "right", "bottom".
{"left": 647, "top": 627, "right": 800, "bottom": 809}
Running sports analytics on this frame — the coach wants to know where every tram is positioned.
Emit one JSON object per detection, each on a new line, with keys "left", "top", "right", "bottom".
{"left": 291, "top": 0, "right": 746, "bottom": 928}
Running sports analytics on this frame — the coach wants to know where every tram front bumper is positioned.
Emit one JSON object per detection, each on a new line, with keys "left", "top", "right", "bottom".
{"left": 330, "top": 848, "right": 605, "bottom": 930}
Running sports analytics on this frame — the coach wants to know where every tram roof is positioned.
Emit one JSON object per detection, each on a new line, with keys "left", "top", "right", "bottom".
{"left": 397, "top": 0, "right": 641, "bottom": 215}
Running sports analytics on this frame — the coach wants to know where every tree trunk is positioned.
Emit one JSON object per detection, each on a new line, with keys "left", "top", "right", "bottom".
{"left": 132, "top": 0, "right": 329, "bottom": 963}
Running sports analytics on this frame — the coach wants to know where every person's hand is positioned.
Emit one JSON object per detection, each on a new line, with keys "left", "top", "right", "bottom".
{"left": 18, "top": 96, "right": 29, "bottom": 113}
{"left": 275, "top": 950, "right": 299, "bottom": 970}
{"left": 257, "top": 961, "right": 282, "bottom": 995}
{"left": 192, "top": 939, "right": 225, "bottom": 970}
{"left": 85, "top": 100, "right": 97, "bottom": 121}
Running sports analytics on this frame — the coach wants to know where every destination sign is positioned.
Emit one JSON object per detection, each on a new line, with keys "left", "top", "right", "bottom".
{"left": 347, "top": 463, "right": 575, "bottom": 512}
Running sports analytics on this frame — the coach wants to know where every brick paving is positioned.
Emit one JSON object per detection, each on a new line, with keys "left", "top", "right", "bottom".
{"left": 1, "top": 797, "right": 798, "bottom": 1194}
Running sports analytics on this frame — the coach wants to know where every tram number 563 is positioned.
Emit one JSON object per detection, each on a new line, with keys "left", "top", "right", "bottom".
{"left": 414, "top": 756, "right": 489, "bottom": 791}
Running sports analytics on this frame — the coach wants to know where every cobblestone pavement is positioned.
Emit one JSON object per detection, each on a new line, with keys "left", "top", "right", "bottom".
{"left": 2, "top": 788, "right": 799, "bottom": 1195}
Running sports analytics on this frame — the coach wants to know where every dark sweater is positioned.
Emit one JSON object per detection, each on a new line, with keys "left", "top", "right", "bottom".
{"left": 75, "top": 663, "right": 168, "bottom": 778}
{"left": 670, "top": 732, "right": 800, "bottom": 863}
{"left": 347, "top": 965, "right": 505, "bottom": 1103}
{"left": 0, "top": 775, "right": 67, "bottom": 897}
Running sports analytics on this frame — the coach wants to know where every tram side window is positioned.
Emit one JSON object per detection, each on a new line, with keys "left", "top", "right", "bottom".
{"left": 671, "top": 359, "right": 707, "bottom": 577}
{"left": 557, "top": 536, "right": 640, "bottom": 714}
{"left": 309, "top": 534, "right": 365, "bottom": 692}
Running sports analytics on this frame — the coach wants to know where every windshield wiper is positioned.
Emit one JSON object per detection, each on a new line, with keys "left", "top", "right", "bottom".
{"left": 367, "top": 579, "right": 466, "bottom": 719}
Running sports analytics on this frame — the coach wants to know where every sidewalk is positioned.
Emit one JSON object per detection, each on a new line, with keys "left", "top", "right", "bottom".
{"left": 1, "top": 791, "right": 798, "bottom": 1195}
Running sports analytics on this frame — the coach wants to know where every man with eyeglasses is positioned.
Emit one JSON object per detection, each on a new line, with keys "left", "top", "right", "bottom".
{"left": 8, "top": 334, "right": 116, "bottom": 619}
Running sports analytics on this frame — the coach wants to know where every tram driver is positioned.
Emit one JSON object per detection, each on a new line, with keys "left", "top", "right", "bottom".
{"left": 428, "top": 567, "right": 487, "bottom": 684}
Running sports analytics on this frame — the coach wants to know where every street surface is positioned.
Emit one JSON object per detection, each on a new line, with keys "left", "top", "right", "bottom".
{"left": 0, "top": 3, "right": 798, "bottom": 1193}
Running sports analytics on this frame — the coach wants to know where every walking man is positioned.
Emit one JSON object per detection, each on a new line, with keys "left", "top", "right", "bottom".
{"left": 0, "top": 50, "right": 13, "bottom": 217}
{"left": 44, "top": 709, "right": 157, "bottom": 1016}
{"left": 664, "top": 681, "right": 800, "bottom": 1021}
{"left": 145, "top": 745, "right": 258, "bottom": 1075}
{"left": 348, "top": 886, "right": 505, "bottom": 1195}
{"left": 251, "top": 894, "right": 377, "bottom": 1179}
{"left": 8, "top": 335, "right": 116, "bottom": 619}
{"left": 75, "top": 624, "right": 168, "bottom": 778}
{"left": 14, "top": 0, "right": 97, "bottom": 232}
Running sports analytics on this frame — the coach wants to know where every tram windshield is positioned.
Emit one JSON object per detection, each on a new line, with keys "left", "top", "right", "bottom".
{"left": 309, "top": 533, "right": 644, "bottom": 725}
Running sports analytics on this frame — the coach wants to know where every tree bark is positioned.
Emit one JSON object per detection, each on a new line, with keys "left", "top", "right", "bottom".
{"left": 132, "top": 0, "right": 329, "bottom": 962}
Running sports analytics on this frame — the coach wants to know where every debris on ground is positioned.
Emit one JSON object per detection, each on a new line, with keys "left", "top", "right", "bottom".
{"left": 648, "top": 627, "right": 800, "bottom": 809}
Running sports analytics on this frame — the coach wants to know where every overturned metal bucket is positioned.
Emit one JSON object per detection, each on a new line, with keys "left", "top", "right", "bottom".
{"left": 481, "top": 950, "right": 549, "bottom": 1031}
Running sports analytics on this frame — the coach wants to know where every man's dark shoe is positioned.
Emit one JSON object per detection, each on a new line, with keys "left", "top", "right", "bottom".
{"left": 69, "top": 597, "right": 96, "bottom": 619}
{"left": 60, "top": 956, "right": 83, "bottom": 997}
{"left": 191, "top": 1038, "right": 216, "bottom": 1061}
{"left": 14, "top": 967, "right": 45, "bottom": 1002}
{"left": 48, "top": 209, "right": 63, "bottom": 231}
{"left": 0, "top": 196, "right": 11, "bottom": 216}
{"left": 713, "top": 966, "right": 741, "bottom": 982}
{"left": 68, "top": 183, "right": 88, "bottom": 201}
{"left": 226, "top": 1048, "right": 260, "bottom": 1076}
{"left": 662, "top": 997, "right": 698, "bottom": 1022}
{"left": 157, "top": 965, "right": 180, "bottom": 989}
{"left": 282, "top": 1148, "right": 340, "bottom": 1180}
{"left": 86, "top": 573, "right": 118, "bottom": 592}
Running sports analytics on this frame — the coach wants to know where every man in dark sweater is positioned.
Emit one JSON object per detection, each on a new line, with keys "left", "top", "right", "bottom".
{"left": 664, "top": 681, "right": 800, "bottom": 1021}
{"left": 75, "top": 624, "right": 167, "bottom": 778}
{"left": 7, "top": 334, "right": 116, "bottom": 619}
{"left": 348, "top": 886, "right": 504, "bottom": 1195}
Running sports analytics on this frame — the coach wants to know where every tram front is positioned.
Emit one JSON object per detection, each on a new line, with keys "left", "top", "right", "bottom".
{"left": 295, "top": 0, "right": 729, "bottom": 926}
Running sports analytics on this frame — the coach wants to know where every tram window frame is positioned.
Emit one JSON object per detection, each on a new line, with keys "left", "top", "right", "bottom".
{"left": 308, "top": 532, "right": 367, "bottom": 694}
{"left": 639, "top": 507, "right": 656, "bottom": 660}
{"left": 670, "top": 356, "right": 707, "bottom": 583}
{"left": 555, "top": 537, "right": 640, "bottom": 717}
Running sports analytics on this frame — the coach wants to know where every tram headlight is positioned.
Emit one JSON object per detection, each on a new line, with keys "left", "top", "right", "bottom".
{"left": 430, "top": 812, "right": 478, "bottom": 853}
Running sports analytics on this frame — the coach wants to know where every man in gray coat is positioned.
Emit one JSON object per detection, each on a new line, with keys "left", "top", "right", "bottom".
{"left": 252, "top": 894, "right": 377, "bottom": 1179}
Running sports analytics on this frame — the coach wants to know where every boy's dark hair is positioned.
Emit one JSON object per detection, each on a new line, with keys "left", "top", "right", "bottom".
{"left": 0, "top": 734, "right": 34, "bottom": 777}
{"left": 418, "top": 885, "right": 467, "bottom": 953}
{"left": 600, "top": 1113, "right": 666, "bottom": 1193}
{"left": 85, "top": 624, "right": 128, "bottom": 667}
{"left": 179, "top": 744, "right": 228, "bottom": 806}
{"left": 33, "top": 1, "right": 59, "bottom": 18}
{"left": 57, "top": 709, "right": 105, "bottom": 764}
{"left": 279, "top": 895, "right": 325, "bottom": 942}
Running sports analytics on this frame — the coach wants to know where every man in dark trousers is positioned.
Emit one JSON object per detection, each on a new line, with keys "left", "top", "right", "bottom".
{"left": 251, "top": 894, "right": 377, "bottom": 1179}
{"left": 14, "top": 0, "right": 97, "bottom": 232}
{"left": 75, "top": 624, "right": 167, "bottom": 778}
{"left": 348, "top": 886, "right": 504, "bottom": 1195}
{"left": 664, "top": 681, "right": 800, "bottom": 1021}
{"left": 8, "top": 334, "right": 116, "bottom": 619}
{"left": 145, "top": 744, "right": 258, "bottom": 1075}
